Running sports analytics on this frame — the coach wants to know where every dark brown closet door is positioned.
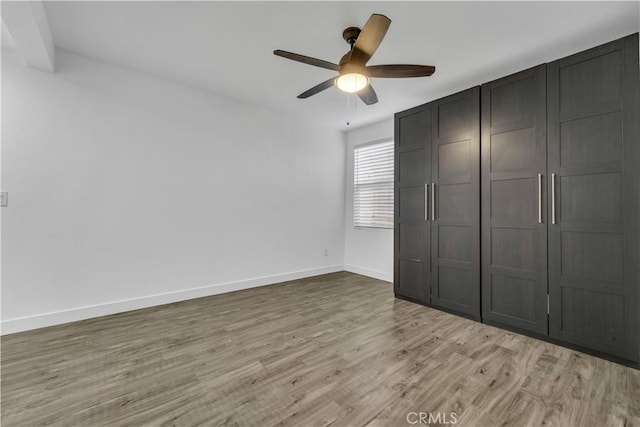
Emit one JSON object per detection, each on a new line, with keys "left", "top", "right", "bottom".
{"left": 394, "top": 104, "right": 432, "bottom": 303}
{"left": 430, "top": 87, "right": 481, "bottom": 319}
{"left": 547, "top": 34, "right": 640, "bottom": 362}
{"left": 481, "top": 65, "right": 548, "bottom": 334}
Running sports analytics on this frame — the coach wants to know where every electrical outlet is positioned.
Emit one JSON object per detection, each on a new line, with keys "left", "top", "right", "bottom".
{"left": 323, "top": 249, "right": 329, "bottom": 257}
{"left": 0, "top": 192, "right": 7, "bottom": 207}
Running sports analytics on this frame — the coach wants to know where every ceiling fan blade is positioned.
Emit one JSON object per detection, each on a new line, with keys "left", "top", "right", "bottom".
{"left": 358, "top": 84, "right": 378, "bottom": 105}
{"left": 350, "top": 14, "right": 391, "bottom": 65}
{"left": 366, "top": 64, "right": 436, "bottom": 78}
{"left": 274, "top": 50, "right": 339, "bottom": 71}
{"left": 297, "top": 77, "right": 336, "bottom": 99}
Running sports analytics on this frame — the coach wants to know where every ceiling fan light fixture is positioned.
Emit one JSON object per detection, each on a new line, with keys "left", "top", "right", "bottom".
{"left": 335, "top": 73, "right": 369, "bottom": 93}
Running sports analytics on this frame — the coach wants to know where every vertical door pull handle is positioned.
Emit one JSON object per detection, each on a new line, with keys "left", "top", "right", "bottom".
{"left": 424, "top": 184, "right": 429, "bottom": 221}
{"left": 431, "top": 183, "right": 436, "bottom": 221}
{"left": 538, "top": 173, "right": 543, "bottom": 224}
{"left": 551, "top": 173, "right": 557, "bottom": 225}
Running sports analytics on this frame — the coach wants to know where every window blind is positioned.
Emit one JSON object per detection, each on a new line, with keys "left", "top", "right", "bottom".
{"left": 354, "top": 140, "right": 394, "bottom": 229}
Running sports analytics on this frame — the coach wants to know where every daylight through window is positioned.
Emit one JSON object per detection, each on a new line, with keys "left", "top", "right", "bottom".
{"left": 354, "top": 140, "right": 394, "bottom": 229}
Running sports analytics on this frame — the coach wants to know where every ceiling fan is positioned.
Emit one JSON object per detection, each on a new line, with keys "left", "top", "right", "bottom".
{"left": 274, "top": 13, "right": 435, "bottom": 105}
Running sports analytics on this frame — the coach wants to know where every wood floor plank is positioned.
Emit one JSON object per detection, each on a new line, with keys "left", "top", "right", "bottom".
{"left": 2, "top": 272, "right": 638, "bottom": 426}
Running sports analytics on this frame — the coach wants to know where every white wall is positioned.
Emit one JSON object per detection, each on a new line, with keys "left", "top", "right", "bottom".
{"left": 343, "top": 118, "right": 394, "bottom": 282}
{"left": 1, "top": 50, "right": 346, "bottom": 334}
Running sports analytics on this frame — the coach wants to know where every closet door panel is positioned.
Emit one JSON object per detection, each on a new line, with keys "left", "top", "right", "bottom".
{"left": 559, "top": 112, "right": 622, "bottom": 167}
{"left": 398, "top": 187, "right": 426, "bottom": 220}
{"left": 490, "top": 178, "right": 538, "bottom": 223}
{"left": 481, "top": 65, "right": 548, "bottom": 334}
{"left": 398, "top": 223, "right": 425, "bottom": 260}
{"left": 394, "top": 105, "right": 432, "bottom": 303}
{"left": 397, "top": 259, "right": 426, "bottom": 302}
{"left": 430, "top": 87, "right": 480, "bottom": 319}
{"left": 548, "top": 34, "right": 639, "bottom": 362}
{"left": 490, "top": 128, "right": 535, "bottom": 172}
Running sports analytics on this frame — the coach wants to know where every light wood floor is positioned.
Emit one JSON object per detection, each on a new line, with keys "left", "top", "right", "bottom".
{"left": 2, "top": 272, "right": 639, "bottom": 426}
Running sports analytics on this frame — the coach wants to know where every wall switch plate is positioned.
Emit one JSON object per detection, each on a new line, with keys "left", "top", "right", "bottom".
{"left": 0, "top": 192, "right": 7, "bottom": 207}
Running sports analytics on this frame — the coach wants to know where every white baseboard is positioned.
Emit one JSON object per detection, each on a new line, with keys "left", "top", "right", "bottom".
{"left": 344, "top": 264, "right": 392, "bottom": 283}
{"left": 1, "top": 264, "right": 344, "bottom": 335}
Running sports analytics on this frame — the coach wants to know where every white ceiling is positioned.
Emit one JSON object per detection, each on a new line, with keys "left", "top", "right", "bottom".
{"left": 7, "top": 1, "right": 640, "bottom": 130}
{"left": 1, "top": 19, "right": 16, "bottom": 50}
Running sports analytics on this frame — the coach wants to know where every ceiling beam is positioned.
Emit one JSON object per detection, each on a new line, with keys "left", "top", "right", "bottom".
{"left": 1, "top": 1, "right": 55, "bottom": 72}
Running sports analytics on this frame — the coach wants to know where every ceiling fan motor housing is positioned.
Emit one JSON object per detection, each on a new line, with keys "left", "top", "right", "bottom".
{"left": 342, "top": 27, "right": 361, "bottom": 46}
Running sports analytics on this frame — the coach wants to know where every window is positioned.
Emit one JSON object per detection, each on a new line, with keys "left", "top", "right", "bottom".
{"left": 354, "top": 140, "right": 394, "bottom": 228}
